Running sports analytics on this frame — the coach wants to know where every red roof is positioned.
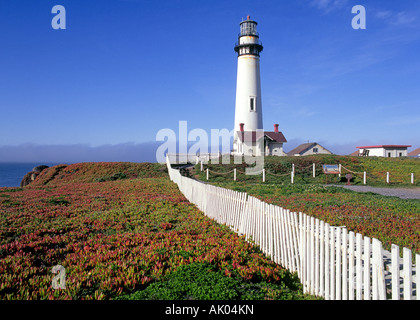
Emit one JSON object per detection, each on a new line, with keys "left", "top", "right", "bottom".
{"left": 356, "top": 145, "right": 412, "bottom": 149}
{"left": 264, "top": 131, "right": 287, "bottom": 143}
{"left": 236, "top": 131, "right": 287, "bottom": 143}
{"left": 408, "top": 147, "right": 420, "bottom": 156}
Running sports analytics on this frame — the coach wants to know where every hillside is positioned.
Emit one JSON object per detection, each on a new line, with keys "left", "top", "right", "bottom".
{"left": 28, "top": 162, "right": 167, "bottom": 186}
{"left": 0, "top": 162, "right": 314, "bottom": 300}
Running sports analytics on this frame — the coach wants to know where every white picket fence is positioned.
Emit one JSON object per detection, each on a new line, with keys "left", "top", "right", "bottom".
{"left": 167, "top": 153, "right": 227, "bottom": 165}
{"left": 166, "top": 156, "right": 419, "bottom": 300}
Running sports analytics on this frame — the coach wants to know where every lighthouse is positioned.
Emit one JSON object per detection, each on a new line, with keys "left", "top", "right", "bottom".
{"left": 232, "top": 16, "right": 287, "bottom": 157}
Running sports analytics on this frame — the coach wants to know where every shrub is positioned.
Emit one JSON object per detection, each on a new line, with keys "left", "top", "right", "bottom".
{"left": 115, "top": 262, "right": 313, "bottom": 300}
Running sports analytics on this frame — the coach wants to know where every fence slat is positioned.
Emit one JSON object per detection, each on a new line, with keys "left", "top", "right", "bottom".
{"left": 364, "top": 236, "right": 371, "bottom": 300}
{"left": 372, "top": 238, "right": 386, "bottom": 300}
{"left": 330, "top": 227, "right": 335, "bottom": 300}
{"left": 416, "top": 254, "right": 420, "bottom": 300}
{"left": 314, "top": 219, "right": 320, "bottom": 296}
{"left": 403, "top": 247, "right": 412, "bottom": 300}
{"left": 310, "top": 217, "right": 315, "bottom": 294}
{"left": 324, "top": 223, "right": 330, "bottom": 300}
{"left": 336, "top": 228, "right": 341, "bottom": 300}
{"left": 306, "top": 215, "right": 311, "bottom": 294}
{"left": 391, "top": 244, "right": 400, "bottom": 300}
{"left": 356, "top": 233, "right": 363, "bottom": 300}
{"left": 342, "top": 228, "right": 348, "bottom": 300}
{"left": 348, "top": 231, "right": 355, "bottom": 300}
{"left": 319, "top": 221, "right": 325, "bottom": 297}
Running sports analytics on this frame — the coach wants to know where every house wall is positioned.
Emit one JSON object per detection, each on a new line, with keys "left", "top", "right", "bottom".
{"left": 361, "top": 148, "right": 385, "bottom": 157}
{"left": 266, "top": 142, "right": 285, "bottom": 156}
{"left": 234, "top": 140, "right": 264, "bottom": 156}
{"left": 301, "top": 144, "right": 332, "bottom": 156}
{"left": 361, "top": 147, "right": 409, "bottom": 157}
{"left": 383, "top": 148, "right": 408, "bottom": 157}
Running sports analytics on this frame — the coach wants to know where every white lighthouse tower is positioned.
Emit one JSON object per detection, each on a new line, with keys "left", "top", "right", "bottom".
{"left": 233, "top": 16, "right": 264, "bottom": 156}
{"left": 232, "top": 16, "right": 287, "bottom": 157}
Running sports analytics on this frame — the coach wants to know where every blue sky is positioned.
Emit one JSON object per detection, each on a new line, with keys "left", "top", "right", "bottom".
{"left": 1, "top": 0, "right": 419, "bottom": 162}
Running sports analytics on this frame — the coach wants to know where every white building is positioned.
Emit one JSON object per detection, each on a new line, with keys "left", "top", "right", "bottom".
{"left": 232, "top": 16, "right": 287, "bottom": 156}
{"left": 287, "top": 142, "right": 333, "bottom": 156}
{"left": 356, "top": 145, "right": 412, "bottom": 158}
{"left": 235, "top": 123, "right": 287, "bottom": 156}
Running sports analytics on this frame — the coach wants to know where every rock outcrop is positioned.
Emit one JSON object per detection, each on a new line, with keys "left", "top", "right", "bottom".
{"left": 20, "top": 165, "right": 49, "bottom": 187}
{"left": 33, "top": 165, "right": 49, "bottom": 173}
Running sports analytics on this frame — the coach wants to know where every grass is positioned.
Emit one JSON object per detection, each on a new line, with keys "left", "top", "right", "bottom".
{"left": 195, "top": 154, "right": 420, "bottom": 187}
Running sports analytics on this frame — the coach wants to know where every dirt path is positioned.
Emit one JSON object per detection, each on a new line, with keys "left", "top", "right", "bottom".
{"left": 329, "top": 185, "right": 420, "bottom": 200}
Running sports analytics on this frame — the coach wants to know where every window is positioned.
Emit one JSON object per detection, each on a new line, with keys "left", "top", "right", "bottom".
{"left": 399, "top": 152, "right": 403, "bottom": 157}
{"left": 313, "top": 148, "right": 318, "bottom": 153}
{"left": 388, "top": 153, "right": 391, "bottom": 157}
{"left": 250, "top": 96, "right": 255, "bottom": 111}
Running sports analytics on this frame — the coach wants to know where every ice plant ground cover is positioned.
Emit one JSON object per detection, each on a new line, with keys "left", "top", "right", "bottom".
{"left": 0, "top": 162, "right": 316, "bottom": 300}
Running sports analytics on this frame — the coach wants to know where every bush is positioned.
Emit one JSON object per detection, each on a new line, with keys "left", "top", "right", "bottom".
{"left": 115, "top": 262, "right": 313, "bottom": 300}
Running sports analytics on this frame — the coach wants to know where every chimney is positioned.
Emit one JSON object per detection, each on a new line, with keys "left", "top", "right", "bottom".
{"left": 274, "top": 124, "right": 279, "bottom": 133}
{"left": 239, "top": 123, "right": 244, "bottom": 132}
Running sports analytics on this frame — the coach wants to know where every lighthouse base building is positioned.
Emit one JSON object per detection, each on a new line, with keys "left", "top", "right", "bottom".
{"left": 233, "top": 124, "right": 287, "bottom": 157}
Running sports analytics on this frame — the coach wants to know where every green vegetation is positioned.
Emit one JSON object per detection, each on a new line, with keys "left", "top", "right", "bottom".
{"left": 117, "top": 262, "right": 310, "bottom": 300}
{"left": 95, "top": 172, "right": 128, "bottom": 183}
{"left": 195, "top": 155, "right": 420, "bottom": 187}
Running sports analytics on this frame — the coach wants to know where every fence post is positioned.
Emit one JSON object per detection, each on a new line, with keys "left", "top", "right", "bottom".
{"left": 200, "top": 161, "right": 203, "bottom": 172}
{"left": 206, "top": 168, "right": 209, "bottom": 181}
{"left": 339, "top": 164, "right": 342, "bottom": 178}
{"left": 363, "top": 172, "right": 366, "bottom": 185}
{"left": 291, "top": 170, "right": 294, "bottom": 184}
{"left": 386, "top": 172, "right": 390, "bottom": 184}
{"left": 263, "top": 169, "right": 265, "bottom": 182}
{"left": 313, "top": 163, "right": 316, "bottom": 178}
{"left": 411, "top": 173, "right": 414, "bottom": 184}
{"left": 234, "top": 168, "right": 237, "bottom": 181}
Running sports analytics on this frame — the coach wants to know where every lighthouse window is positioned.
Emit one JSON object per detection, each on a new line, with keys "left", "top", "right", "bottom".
{"left": 250, "top": 97, "right": 255, "bottom": 111}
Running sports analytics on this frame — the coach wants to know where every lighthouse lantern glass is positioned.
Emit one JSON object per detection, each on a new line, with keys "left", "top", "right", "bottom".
{"left": 240, "top": 21, "right": 257, "bottom": 36}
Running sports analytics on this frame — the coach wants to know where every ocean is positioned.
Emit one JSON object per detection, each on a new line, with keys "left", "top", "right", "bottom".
{"left": 0, "top": 163, "right": 59, "bottom": 188}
